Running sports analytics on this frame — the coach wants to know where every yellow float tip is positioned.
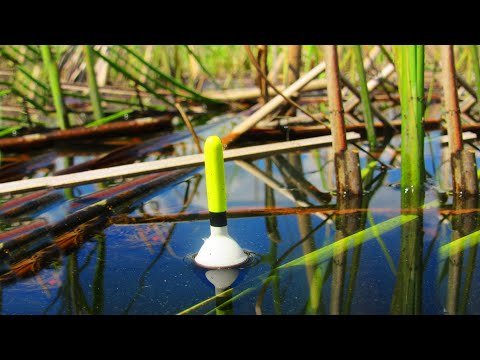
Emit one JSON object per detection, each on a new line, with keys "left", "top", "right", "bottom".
{"left": 204, "top": 136, "right": 227, "bottom": 216}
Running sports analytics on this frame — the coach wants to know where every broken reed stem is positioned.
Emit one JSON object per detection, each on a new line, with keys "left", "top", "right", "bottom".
{"left": 174, "top": 102, "right": 203, "bottom": 153}
{"left": 353, "top": 45, "right": 376, "bottom": 149}
{"left": 441, "top": 45, "right": 463, "bottom": 154}
{"left": 336, "top": 149, "right": 362, "bottom": 196}
{"left": 451, "top": 149, "right": 479, "bottom": 196}
{"left": 441, "top": 45, "right": 478, "bottom": 195}
{"left": 40, "top": 45, "right": 70, "bottom": 130}
{"left": 287, "top": 45, "right": 302, "bottom": 84}
{"left": 82, "top": 45, "right": 104, "bottom": 119}
{"left": 221, "top": 59, "right": 327, "bottom": 146}
{"left": 325, "top": 45, "right": 348, "bottom": 154}
{"left": 325, "top": 45, "right": 361, "bottom": 196}
{"left": 285, "top": 45, "right": 302, "bottom": 116}
{"left": 243, "top": 45, "right": 327, "bottom": 127}
{"left": 257, "top": 45, "right": 269, "bottom": 104}
{"left": 361, "top": 45, "right": 382, "bottom": 72}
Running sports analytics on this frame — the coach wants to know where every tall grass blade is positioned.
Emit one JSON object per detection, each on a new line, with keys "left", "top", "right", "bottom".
{"left": 85, "top": 109, "right": 134, "bottom": 128}
{"left": 40, "top": 45, "right": 70, "bottom": 129}
{"left": 83, "top": 45, "right": 104, "bottom": 119}
{"left": 354, "top": 45, "right": 376, "bottom": 149}
{"left": 279, "top": 215, "right": 417, "bottom": 269}
{"left": 183, "top": 45, "right": 222, "bottom": 89}
{"left": 118, "top": 45, "right": 222, "bottom": 105}
{"left": 439, "top": 229, "right": 480, "bottom": 258}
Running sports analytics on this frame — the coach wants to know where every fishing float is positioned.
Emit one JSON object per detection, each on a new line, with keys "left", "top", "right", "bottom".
{"left": 194, "top": 135, "right": 248, "bottom": 268}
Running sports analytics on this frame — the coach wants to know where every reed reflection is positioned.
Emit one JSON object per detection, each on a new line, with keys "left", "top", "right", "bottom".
{"left": 254, "top": 154, "right": 333, "bottom": 315}
{"left": 329, "top": 140, "right": 392, "bottom": 314}
{"left": 391, "top": 186, "right": 424, "bottom": 314}
{"left": 260, "top": 158, "right": 282, "bottom": 314}
{"left": 445, "top": 196, "right": 478, "bottom": 314}
{"left": 206, "top": 269, "right": 238, "bottom": 315}
{"left": 282, "top": 153, "right": 318, "bottom": 313}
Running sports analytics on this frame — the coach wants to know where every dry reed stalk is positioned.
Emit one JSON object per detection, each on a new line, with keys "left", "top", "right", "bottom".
{"left": 325, "top": 45, "right": 362, "bottom": 196}
{"left": 257, "top": 45, "right": 269, "bottom": 104}
{"left": 221, "top": 61, "right": 327, "bottom": 146}
{"left": 0, "top": 115, "right": 173, "bottom": 151}
{"left": 0, "top": 133, "right": 360, "bottom": 195}
{"left": 441, "top": 45, "right": 478, "bottom": 195}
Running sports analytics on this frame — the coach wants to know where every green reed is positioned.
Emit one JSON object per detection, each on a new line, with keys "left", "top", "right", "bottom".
{"left": 83, "top": 45, "right": 104, "bottom": 119}
{"left": 40, "top": 45, "right": 70, "bottom": 129}
{"left": 394, "top": 45, "right": 425, "bottom": 207}
{"left": 354, "top": 45, "right": 376, "bottom": 149}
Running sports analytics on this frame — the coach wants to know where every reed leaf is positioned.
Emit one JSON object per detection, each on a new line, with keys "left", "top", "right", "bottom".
{"left": 367, "top": 212, "right": 396, "bottom": 275}
{"left": 83, "top": 45, "right": 104, "bottom": 119}
{"left": 460, "top": 244, "right": 477, "bottom": 314}
{"left": 40, "top": 45, "right": 70, "bottom": 129}
{"left": 85, "top": 109, "right": 134, "bottom": 128}
{"left": 439, "top": 229, "right": 480, "bottom": 258}
{"left": 361, "top": 160, "right": 378, "bottom": 180}
{"left": 279, "top": 215, "right": 417, "bottom": 269}
{"left": 61, "top": 90, "right": 167, "bottom": 111}
{"left": 92, "top": 48, "right": 175, "bottom": 107}
{"left": 10, "top": 87, "right": 48, "bottom": 114}
{"left": 183, "top": 45, "right": 222, "bottom": 89}
{"left": 0, "top": 126, "right": 22, "bottom": 138}
{"left": 354, "top": 45, "right": 376, "bottom": 149}
{"left": 16, "top": 65, "right": 49, "bottom": 92}
{"left": 281, "top": 198, "right": 439, "bottom": 269}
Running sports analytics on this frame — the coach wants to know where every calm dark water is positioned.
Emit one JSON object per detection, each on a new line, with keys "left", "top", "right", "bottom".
{"left": 1, "top": 124, "right": 479, "bottom": 315}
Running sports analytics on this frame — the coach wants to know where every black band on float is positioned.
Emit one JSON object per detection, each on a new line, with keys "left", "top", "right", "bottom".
{"left": 209, "top": 211, "right": 227, "bottom": 227}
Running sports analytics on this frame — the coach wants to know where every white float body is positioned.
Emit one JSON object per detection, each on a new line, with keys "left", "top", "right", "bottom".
{"left": 195, "top": 226, "right": 248, "bottom": 268}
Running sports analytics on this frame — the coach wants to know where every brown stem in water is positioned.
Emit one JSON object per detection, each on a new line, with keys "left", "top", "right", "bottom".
{"left": 325, "top": 45, "right": 362, "bottom": 197}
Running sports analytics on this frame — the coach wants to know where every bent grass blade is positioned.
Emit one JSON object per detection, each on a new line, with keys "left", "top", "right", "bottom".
{"left": 85, "top": 109, "right": 134, "bottom": 128}
{"left": 439, "top": 229, "right": 480, "bottom": 258}
{"left": 278, "top": 215, "right": 417, "bottom": 269}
